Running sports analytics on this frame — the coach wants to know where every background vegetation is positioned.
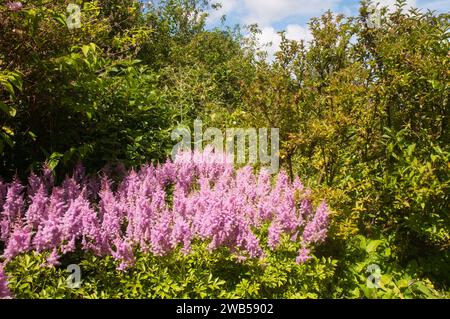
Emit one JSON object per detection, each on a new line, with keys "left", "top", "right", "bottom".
{"left": 0, "top": 0, "right": 448, "bottom": 298}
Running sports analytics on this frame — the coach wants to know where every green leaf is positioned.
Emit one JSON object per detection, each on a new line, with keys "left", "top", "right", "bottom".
{"left": 366, "top": 240, "right": 383, "bottom": 253}
{"left": 406, "top": 143, "right": 416, "bottom": 157}
{"left": 0, "top": 80, "right": 14, "bottom": 95}
{"left": 2, "top": 126, "right": 14, "bottom": 136}
{"left": 89, "top": 43, "right": 97, "bottom": 53}
{"left": 9, "top": 106, "right": 16, "bottom": 117}
{"left": 28, "top": 131, "right": 37, "bottom": 141}
{"left": 397, "top": 279, "right": 409, "bottom": 289}
{"left": 0, "top": 101, "right": 15, "bottom": 117}
{"left": 428, "top": 79, "right": 441, "bottom": 90}
{"left": 413, "top": 282, "right": 436, "bottom": 299}
{"left": 82, "top": 45, "right": 90, "bottom": 58}
{"left": 48, "top": 152, "right": 63, "bottom": 171}
{"left": 9, "top": 75, "right": 23, "bottom": 91}
{"left": 356, "top": 235, "right": 366, "bottom": 250}
{"left": 53, "top": 14, "right": 67, "bottom": 27}
{"left": 380, "top": 274, "right": 392, "bottom": 286}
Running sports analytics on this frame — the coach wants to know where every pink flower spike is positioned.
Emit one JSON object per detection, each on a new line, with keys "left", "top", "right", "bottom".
{"left": 0, "top": 264, "right": 13, "bottom": 299}
{"left": 296, "top": 247, "right": 312, "bottom": 264}
{"left": 6, "top": 2, "right": 23, "bottom": 12}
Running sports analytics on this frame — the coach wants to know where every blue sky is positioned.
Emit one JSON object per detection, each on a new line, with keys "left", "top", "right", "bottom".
{"left": 205, "top": 0, "right": 449, "bottom": 58}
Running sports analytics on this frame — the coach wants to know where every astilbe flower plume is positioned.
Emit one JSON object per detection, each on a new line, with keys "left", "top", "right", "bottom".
{"left": 296, "top": 247, "right": 312, "bottom": 264}
{"left": 3, "top": 226, "right": 32, "bottom": 260}
{"left": 6, "top": 1, "right": 23, "bottom": 12}
{"left": 0, "top": 179, "right": 25, "bottom": 242}
{"left": 46, "top": 248, "right": 60, "bottom": 267}
{"left": 302, "top": 201, "right": 330, "bottom": 245}
{"left": 0, "top": 148, "right": 331, "bottom": 282}
{"left": 0, "top": 264, "right": 12, "bottom": 299}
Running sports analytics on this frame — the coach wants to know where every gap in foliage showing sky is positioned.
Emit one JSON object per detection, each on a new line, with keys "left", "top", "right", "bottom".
{"left": 205, "top": 0, "right": 449, "bottom": 59}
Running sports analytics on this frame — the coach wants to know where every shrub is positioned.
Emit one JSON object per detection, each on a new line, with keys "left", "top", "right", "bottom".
{"left": 0, "top": 149, "right": 332, "bottom": 298}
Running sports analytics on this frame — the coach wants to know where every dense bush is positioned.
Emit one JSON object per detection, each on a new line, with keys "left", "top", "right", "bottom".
{"left": 239, "top": 1, "right": 449, "bottom": 293}
{"left": 0, "top": 0, "right": 448, "bottom": 298}
{"left": 0, "top": 149, "right": 334, "bottom": 298}
{"left": 0, "top": 0, "right": 249, "bottom": 178}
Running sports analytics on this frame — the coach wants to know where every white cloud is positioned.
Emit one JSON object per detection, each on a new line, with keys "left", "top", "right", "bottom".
{"left": 242, "top": 0, "right": 340, "bottom": 25}
{"left": 257, "top": 24, "right": 312, "bottom": 61}
{"left": 286, "top": 24, "right": 313, "bottom": 43}
{"left": 257, "top": 26, "right": 281, "bottom": 59}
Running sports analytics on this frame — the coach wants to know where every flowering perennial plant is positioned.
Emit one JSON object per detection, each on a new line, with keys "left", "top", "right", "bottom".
{"left": 0, "top": 149, "right": 330, "bottom": 297}
{"left": 5, "top": 1, "right": 23, "bottom": 12}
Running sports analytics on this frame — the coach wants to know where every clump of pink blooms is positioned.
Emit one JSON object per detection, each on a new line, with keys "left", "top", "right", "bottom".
{"left": 0, "top": 264, "right": 12, "bottom": 299}
{"left": 6, "top": 1, "right": 23, "bottom": 12}
{"left": 0, "top": 148, "right": 330, "bottom": 297}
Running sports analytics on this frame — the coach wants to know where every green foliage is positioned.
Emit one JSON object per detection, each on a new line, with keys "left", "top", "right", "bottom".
{"left": 0, "top": 0, "right": 250, "bottom": 178}
{"left": 0, "top": 0, "right": 449, "bottom": 299}
{"left": 331, "top": 235, "right": 448, "bottom": 299}
{"left": 376, "top": 128, "right": 450, "bottom": 247}
{"left": 5, "top": 240, "right": 337, "bottom": 299}
{"left": 6, "top": 236, "right": 447, "bottom": 299}
{"left": 0, "top": 70, "right": 22, "bottom": 155}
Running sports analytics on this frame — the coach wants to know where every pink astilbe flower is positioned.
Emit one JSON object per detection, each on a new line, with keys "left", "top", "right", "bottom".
{"left": 25, "top": 185, "right": 49, "bottom": 228}
{"left": 86, "top": 175, "right": 101, "bottom": 202}
{"left": 0, "top": 264, "right": 12, "bottom": 299}
{"left": 60, "top": 177, "right": 82, "bottom": 203}
{"left": 302, "top": 201, "right": 330, "bottom": 245}
{"left": 267, "top": 222, "right": 283, "bottom": 250}
{"left": 296, "top": 247, "right": 312, "bottom": 264}
{"left": 0, "top": 180, "right": 25, "bottom": 242}
{"left": 299, "top": 189, "right": 313, "bottom": 222}
{"left": 32, "top": 214, "right": 61, "bottom": 252}
{"left": 32, "top": 187, "right": 66, "bottom": 252}
{"left": 27, "top": 165, "right": 54, "bottom": 197}
{"left": 256, "top": 169, "right": 272, "bottom": 221}
{"left": 237, "top": 228, "right": 263, "bottom": 258}
{"left": 111, "top": 238, "right": 135, "bottom": 271}
{"left": 171, "top": 214, "right": 192, "bottom": 254}
{"left": 41, "top": 164, "right": 55, "bottom": 188}
{"left": 3, "top": 226, "right": 32, "bottom": 260}
{"left": 45, "top": 248, "right": 60, "bottom": 267}
{"left": 6, "top": 1, "right": 23, "bottom": 12}
{"left": 98, "top": 178, "right": 123, "bottom": 253}
{"left": 61, "top": 190, "right": 101, "bottom": 254}
{"left": 27, "top": 172, "right": 41, "bottom": 198}
{"left": 277, "top": 183, "right": 299, "bottom": 233}
{"left": 150, "top": 209, "right": 172, "bottom": 256}
{"left": 0, "top": 149, "right": 331, "bottom": 277}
